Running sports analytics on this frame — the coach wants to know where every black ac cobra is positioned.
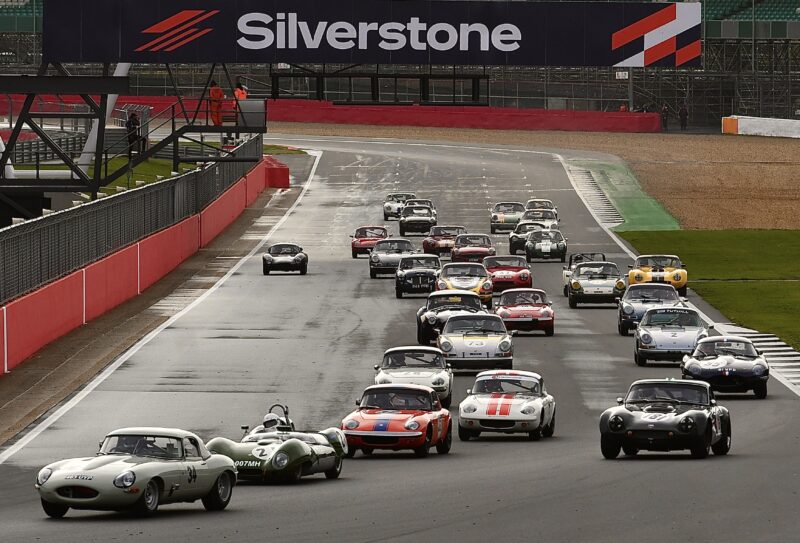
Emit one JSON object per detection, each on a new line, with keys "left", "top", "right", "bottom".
{"left": 262, "top": 243, "right": 308, "bottom": 275}
{"left": 599, "top": 379, "right": 731, "bottom": 459}
{"left": 395, "top": 254, "right": 442, "bottom": 298}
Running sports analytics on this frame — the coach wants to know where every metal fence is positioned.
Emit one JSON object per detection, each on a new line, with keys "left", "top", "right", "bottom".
{"left": 0, "top": 133, "right": 263, "bottom": 304}
{"left": 10, "top": 132, "right": 87, "bottom": 164}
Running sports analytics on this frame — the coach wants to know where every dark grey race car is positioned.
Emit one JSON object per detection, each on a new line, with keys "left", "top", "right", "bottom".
{"left": 263, "top": 243, "right": 308, "bottom": 275}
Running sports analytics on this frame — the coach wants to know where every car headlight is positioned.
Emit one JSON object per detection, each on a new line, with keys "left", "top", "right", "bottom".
{"left": 640, "top": 333, "right": 653, "bottom": 344}
{"left": 294, "top": 255, "right": 303, "bottom": 261}
{"left": 521, "top": 405, "right": 537, "bottom": 415}
{"left": 497, "top": 309, "right": 511, "bottom": 318}
{"left": 370, "top": 253, "right": 380, "bottom": 262}
{"left": 752, "top": 364, "right": 766, "bottom": 376}
{"left": 634, "top": 273, "right": 644, "bottom": 281}
{"left": 608, "top": 415, "right": 625, "bottom": 432}
{"left": 384, "top": 204, "right": 391, "bottom": 209}
{"left": 431, "top": 376, "right": 446, "bottom": 386}
{"left": 378, "top": 376, "right": 392, "bottom": 384}
{"left": 396, "top": 271, "right": 405, "bottom": 278}
{"left": 678, "top": 417, "right": 695, "bottom": 433}
{"left": 615, "top": 280, "right": 626, "bottom": 290}
{"left": 571, "top": 281, "right": 581, "bottom": 290}
{"left": 273, "top": 451, "right": 290, "bottom": 469}
{"left": 492, "top": 214, "right": 498, "bottom": 221}
{"left": 622, "top": 303, "right": 634, "bottom": 315}
{"left": 519, "top": 272, "right": 530, "bottom": 281}
{"left": 557, "top": 242, "right": 565, "bottom": 248}
{"left": 685, "top": 362, "right": 702, "bottom": 375}
{"left": 400, "top": 217, "right": 407, "bottom": 222}
{"left": 426, "top": 313, "right": 437, "bottom": 324}
{"left": 541, "top": 308, "right": 553, "bottom": 317}
{"left": 673, "top": 272, "right": 682, "bottom": 282}
{"left": 113, "top": 470, "right": 136, "bottom": 489}
{"left": 345, "top": 419, "right": 360, "bottom": 430}
{"left": 36, "top": 467, "right": 53, "bottom": 486}
{"left": 488, "top": 248, "right": 496, "bottom": 255}
{"left": 437, "top": 280, "right": 447, "bottom": 289}
{"left": 405, "top": 420, "right": 420, "bottom": 431}
{"left": 440, "top": 340, "right": 453, "bottom": 352}
{"left": 498, "top": 339, "right": 512, "bottom": 352}
{"left": 481, "top": 281, "right": 493, "bottom": 291}
{"left": 462, "top": 404, "right": 478, "bottom": 414}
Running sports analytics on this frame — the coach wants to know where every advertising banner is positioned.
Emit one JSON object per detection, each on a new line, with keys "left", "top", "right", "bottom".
{"left": 43, "top": 0, "right": 701, "bottom": 67}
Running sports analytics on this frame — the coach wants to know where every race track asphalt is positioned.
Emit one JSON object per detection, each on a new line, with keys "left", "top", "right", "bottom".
{"left": 0, "top": 135, "right": 798, "bottom": 543}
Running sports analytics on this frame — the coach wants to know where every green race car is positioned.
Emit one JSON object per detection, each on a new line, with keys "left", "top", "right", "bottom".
{"left": 207, "top": 405, "right": 347, "bottom": 483}
{"left": 489, "top": 202, "right": 526, "bottom": 233}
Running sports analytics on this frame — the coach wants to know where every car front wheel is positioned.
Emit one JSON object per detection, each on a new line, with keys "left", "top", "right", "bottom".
{"left": 753, "top": 382, "right": 767, "bottom": 399}
{"left": 41, "top": 499, "right": 69, "bottom": 519}
{"left": 202, "top": 471, "right": 233, "bottom": 511}
{"left": 325, "top": 456, "right": 343, "bottom": 479}
{"left": 458, "top": 425, "right": 478, "bottom": 441}
{"left": 133, "top": 480, "right": 160, "bottom": 516}
{"left": 435, "top": 424, "right": 452, "bottom": 455}
{"left": 618, "top": 322, "right": 629, "bottom": 336}
{"left": 414, "top": 430, "right": 432, "bottom": 458}
{"left": 711, "top": 421, "right": 731, "bottom": 456}
{"left": 601, "top": 435, "right": 621, "bottom": 459}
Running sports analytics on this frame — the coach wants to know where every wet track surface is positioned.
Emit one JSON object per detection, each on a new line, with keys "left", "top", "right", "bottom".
{"left": 1, "top": 136, "right": 798, "bottom": 542}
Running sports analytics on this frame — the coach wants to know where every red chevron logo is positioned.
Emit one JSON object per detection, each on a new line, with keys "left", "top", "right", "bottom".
{"left": 135, "top": 9, "right": 220, "bottom": 53}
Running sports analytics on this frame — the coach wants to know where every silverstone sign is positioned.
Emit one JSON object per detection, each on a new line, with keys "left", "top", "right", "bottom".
{"left": 43, "top": 0, "right": 701, "bottom": 67}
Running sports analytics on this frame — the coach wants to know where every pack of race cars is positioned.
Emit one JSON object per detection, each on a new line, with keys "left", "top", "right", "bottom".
{"left": 35, "top": 191, "right": 766, "bottom": 519}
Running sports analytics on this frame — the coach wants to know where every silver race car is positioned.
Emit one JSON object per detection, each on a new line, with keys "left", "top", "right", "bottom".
{"left": 437, "top": 314, "right": 514, "bottom": 370}
{"left": 35, "top": 427, "right": 236, "bottom": 518}
{"left": 383, "top": 192, "right": 416, "bottom": 220}
{"left": 262, "top": 243, "right": 308, "bottom": 275}
{"left": 634, "top": 307, "right": 708, "bottom": 366}
{"left": 416, "top": 290, "right": 487, "bottom": 344}
{"left": 520, "top": 209, "right": 559, "bottom": 229}
{"left": 681, "top": 336, "right": 770, "bottom": 398}
{"left": 561, "top": 252, "right": 606, "bottom": 296}
{"left": 374, "top": 346, "right": 453, "bottom": 407}
{"left": 458, "top": 370, "right": 555, "bottom": 441}
{"left": 567, "top": 261, "right": 626, "bottom": 308}
{"left": 369, "top": 238, "right": 416, "bottom": 278}
{"left": 524, "top": 198, "right": 558, "bottom": 219}
{"left": 617, "top": 283, "right": 683, "bottom": 336}
{"left": 399, "top": 205, "right": 437, "bottom": 236}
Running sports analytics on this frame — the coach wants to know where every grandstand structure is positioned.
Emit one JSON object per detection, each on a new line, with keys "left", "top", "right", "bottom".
{"left": 1, "top": 0, "right": 799, "bottom": 125}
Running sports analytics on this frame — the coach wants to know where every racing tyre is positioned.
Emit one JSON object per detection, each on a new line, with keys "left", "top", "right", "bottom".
{"left": 753, "top": 382, "right": 768, "bottom": 399}
{"left": 369, "top": 269, "right": 377, "bottom": 279}
{"left": 622, "top": 444, "right": 639, "bottom": 456}
{"left": 458, "top": 425, "right": 476, "bottom": 441}
{"left": 351, "top": 250, "right": 358, "bottom": 259}
{"left": 395, "top": 288, "right": 403, "bottom": 299}
{"left": 560, "top": 254, "right": 566, "bottom": 263}
{"left": 399, "top": 226, "right": 406, "bottom": 236}
{"left": 41, "top": 499, "right": 69, "bottom": 519}
{"left": 299, "top": 263, "right": 308, "bottom": 275}
{"left": 618, "top": 323, "right": 629, "bottom": 336}
{"left": 133, "top": 480, "right": 160, "bottom": 516}
{"left": 528, "top": 417, "right": 543, "bottom": 441}
{"left": 441, "top": 394, "right": 452, "bottom": 409}
{"left": 361, "top": 448, "right": 373, "bottom": 456}
{"left": 568, "top": 296, "right": 577, "bottom": 309}
{"left": 712, "top": 421, "right": 731, "bottom": 456}
{"left": 414, "top": 430, "right": 432, "bottom": 458}
{"left": 344, "top": 446, "right": 356, "bottom": 459}
{"left": 690, "top": 430, "right": 711, "bottom": 459}
{"left": 545, "top": 327, "right": 554, "bottom": 337}
{"left": 601, "top": 434, "right": 621, "bottom": 459}
{"left": 202, "top": 471, "right": 233, "bottom": 511}
{"left": 678, "top": 286, "right": 688, "bottom": 297}
{"left": 262, "top": 262, "right": 270, "bottom": 275}
{"left": 490, "top": 225, "right": 497, "bottom": 234}
{"left": 383, "top": 213, "right": 389, "bottom": 221}
{"left": 509, "top": 245, "right": 516, "bottom": 255}
{"left": 417, "top": 325, "right": 429, "bottom": 345}
{"left": 563, "top": 285, "right": 568, "bottom": 297}
{"left": 542, "top": 409, "right": 555, "bottom": 438}
{"left": 325, "top": 456, "right": 343, "bottom": 479}
{"left": 435, "top": 425, "right": 452, "bottom": 455}
{"left": 634, "top": 350, "right": 647, "bottom": 367}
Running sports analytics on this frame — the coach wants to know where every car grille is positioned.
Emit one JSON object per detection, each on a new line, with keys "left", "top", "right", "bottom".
{"left": 237, "top": 469, "right": 265, "bottom": 479}
{"left": 479, "top": 419, "right": 516, "bottom": 429}
{"left": 361, "top": 435, "right": 400, "bottom": 445}
{"left": 57, "top": 486, "right": 99, "bottom": 499}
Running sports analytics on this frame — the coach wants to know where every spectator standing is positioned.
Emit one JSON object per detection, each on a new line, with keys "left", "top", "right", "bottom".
{"left": 234, "top": 83, "right": 248, "bottom": 102}
{"left": 661, "top": 103, "right": 669, "bottom": 131}
{"left": 619, "top": 103, "right": 628, "bottom": 112}
{"left": 209, "top": 80, "right": 225, "bottom": 126}
{"left": 679, "top": 104, "right": 689, "bottom": 131}
{"left": 125, "top": 112, "right": 141, "bottom": 157}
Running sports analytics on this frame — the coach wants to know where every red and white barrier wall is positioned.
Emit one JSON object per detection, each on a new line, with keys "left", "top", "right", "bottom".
{"left": 722, "top": 115, "right": 800, "bottom": 139}
{"left": 1, "top": 156, "right": 289, "bottom": 374}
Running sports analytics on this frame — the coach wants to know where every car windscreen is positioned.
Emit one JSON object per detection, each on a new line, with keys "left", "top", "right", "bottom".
{"left": 100, "top": 435, "right": 183, "bottom": 459}
{"left": 360, "top": 389, "right": 432, "bottom": 410}
{"left": 641, "top": 309, "right": 702, "bottom": 327}
{"left": 473, "top": 377, "right": 540, "bottom": 395}
{"left": 399, "top": 257, "right": 440, "bottom": 270}
{"left": 375, "top": 240, "right": 414, "bottom": 253}
{"left": 382, "top": 350, "right": 445, "bottom": 369}
{"left": 430, "top": 226, "right": 464, "bottom": 237}
{"left": 442, "top": 264, "right": 486, "bottom": 278}
{"left": 387, "top": 193, "right": 414, "bottom": 202}
{"left": 407, "top": 200, "right": 432, "bottom": 207}
{"left": 494, "top": 203, "right": 524, "bottom": 213}
{"left": 626, "top": 384, "right": 708, "bottom": 405}
{"left": 623, "top": 286, "right": 678, "bottom": 301}
{"left": 526, "top": 200, "right": 554, "bottom": 210}
{"left": 515, "top": 223, "right": 543, "bottom": 233}
{"left": 635, "top": 256, "right": 682, "bottom": 268}
{"left": 499, "top": 291, "right": 547, "bottom": 306}
{"left": 268, "top": 244, "right": 300, "bottom": 256}
{"left": 243, "top": 432, "right": 326, "bottom": 445}
{"left": 522, "top": 210, "right": 556, "bottom": 220}
{"left": 529, "top": 230, "right": 564, "bottom": 242}
{"left": 484, "top": 256, "right": 527, "bottom": 268}
{"left": 427, "top": 294, "right": 482, "bottom": 311}
{"left": 443, "top": 317, "right": 506, "bottom": 334}
{"left": 355, "top": 227, "right": 387, "bottom": 238}
{"left": 692, "top": 340, "right": 759, "bottom": 359}
{"left": 402, "top": 206, "right": 432, "bottom": 217}
{"left": 569, "top": 253, "right": 606, "bottom": 267}
{"left": 574, "top": 263, "right": 619, "bottom": 278}
{"left": 456, "top": 235, "right": 491, "bottom": 246}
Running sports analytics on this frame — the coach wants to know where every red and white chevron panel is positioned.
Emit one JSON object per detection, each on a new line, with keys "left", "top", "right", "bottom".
{"left": 613, "top": 3, "right": 701, "bottom": 67}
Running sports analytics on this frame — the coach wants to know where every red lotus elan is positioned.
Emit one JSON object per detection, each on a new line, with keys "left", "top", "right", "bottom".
{"left": 483, "top": 255, "right": 533, "bottom": 292}
{"left": 494, "top": 288, "right": 555, "bottom": 336}
{"left": 422, "top": 225, "right": 467, "bottom": 256}
{"left": 350, "top": 226, "right": 389, "bottom": 258}
{"left": 451, "top": 233, "right": 495, "bottom": 263}
{"left": 341, "top": 384, "right": 452, "bottom": 458}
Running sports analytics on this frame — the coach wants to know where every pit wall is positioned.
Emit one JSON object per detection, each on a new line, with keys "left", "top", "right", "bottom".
{"left": 1, "top": 157, "right": 289, "bottom": 374}
{"left": 1, "top": 95, "right": 662, "bottom": 134}
{"left": 722, "top": 116, "right": 800, "bottom": 138}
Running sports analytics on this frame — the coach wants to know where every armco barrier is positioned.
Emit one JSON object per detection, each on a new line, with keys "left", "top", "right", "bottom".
{"left": 200, "top": 179, "right": 247, "bottom": 248}
{"left": 139, "top": 215, "right": 200, "bottom": 291}
{"left": 4, "top": 272, "right": 84, "bottom": 371}
{"left": 84, "top": 245, "right": 139, "bottom": 322}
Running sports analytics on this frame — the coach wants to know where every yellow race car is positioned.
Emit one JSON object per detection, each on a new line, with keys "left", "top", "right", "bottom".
{"left": 628, "top": 254, "right": 688, "bottom": 296}
{"left": 436, "top": 262, "right": 494, "bottom": 306}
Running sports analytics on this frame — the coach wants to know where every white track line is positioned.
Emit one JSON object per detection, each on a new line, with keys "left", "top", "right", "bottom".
{"left": 0, "top": 150, "right": 323, "bottom": 465}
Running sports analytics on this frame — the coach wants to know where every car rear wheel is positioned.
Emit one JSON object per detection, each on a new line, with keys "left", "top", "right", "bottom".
{"left": 753, "top": 382, "right": 768, "bottom": 399}
{"left": 41, "top": 499, "right": 69, "bottom": 519}
{"left": 622, "top": 444, "right": 639, "bottom": 456}
{"left": 325, "top": 456, "right": 343, "bottom": 479}
{"left": 202, "top": 471, "right": 233, "bottom": 511}
{"left": 634, "top": 350, "right": 647, "bottom": 366}
{"left": 436, "top": 424, "right": 452, "bottom": 455}
{"left": 133, "top": 480, "right": 160, "bottom": 516}
{"left": 601, "top": 434, "right": 621, "bottom": 459}
{"left": 712, "top": 421, "right": 731, "bottom": 456}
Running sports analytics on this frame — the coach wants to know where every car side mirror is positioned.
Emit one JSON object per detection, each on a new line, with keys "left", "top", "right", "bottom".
{"left": 614, "top": 297, "right": 620, "bottom": 305}
{"left": 241, "top": 425, "right": 249, "bottom": 432}
{"left": 493, "top": 301, "right": 500, "bottom": 307}
{"left": 710, "top": 399, "right": 717, "bottom": 406}
{"left": 511, "top": 330, "right": 518, "bottom": 336}
{"left": 627, "top": 265, "right": 633, "bottom": 269}
{"left": 564, "top": 238, "right": 569, "bottom": 241}
{"left": 681, "top": 264, "right": 687, "bottom": 269}
{"left": 547, "top": 301, "right": 553, "bottom": 306}
{"left": 562, "top": 266, "right": 567, "bottom": 270}
{"left": 298, "top": 247, "right": 303, "bottom": 252}
{"left": 616, "top": 397, "right": 624, "bottom": 405}
{"left": 373, "top": 365, "right": 379, "bottom": 371}
{"left": 349, "top": 234, "right": 354, "bottom": 238}
{"left": 355, "top": 399, "right": 361, "bottom": 406}
{"left": 680, "top": 297, "right": 688, "bottom": 303}
{"left": 466, "top": 388, "right": 472, "bottom": 395}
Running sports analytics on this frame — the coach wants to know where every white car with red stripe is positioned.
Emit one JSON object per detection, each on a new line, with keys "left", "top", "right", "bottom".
{"left": 458, "top": 370, "right": 556, "bottom": 441}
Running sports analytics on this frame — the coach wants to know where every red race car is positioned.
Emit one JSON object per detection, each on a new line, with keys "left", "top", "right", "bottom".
{"left": 451, "top": 233, "right": 495, "bottom": 263}
{"left": 341, "top": 384, "right": 452, "bottom": 458}
{"left": 422, "top": 225, "right": 467, "bottom": 256}
{"left": 494, "top": 288, "right": 555, "bottom": 336}
{"left": 483, "top": 255, "right": 532, "bottom": 292}
{"left": 350, "top": 225, "right": 389, "bottom": 258}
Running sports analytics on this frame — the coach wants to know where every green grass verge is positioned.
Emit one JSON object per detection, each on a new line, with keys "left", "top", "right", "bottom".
{"left": 263, "top": 144, "right": 306, "bottom": 155}
{"left": 620, "top": 230, "right": 800, "bottom": 349}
